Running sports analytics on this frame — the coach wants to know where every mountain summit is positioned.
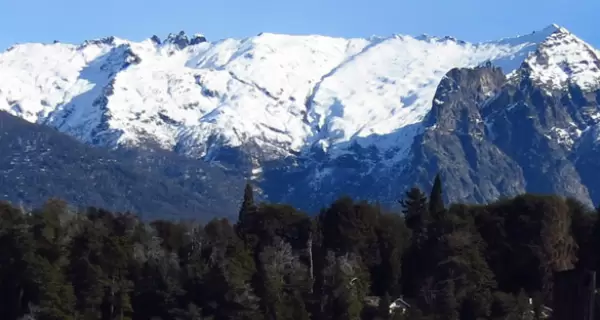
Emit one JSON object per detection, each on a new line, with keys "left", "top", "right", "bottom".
{"left": 2, "top": 24, "right": 600, "bottom": 212}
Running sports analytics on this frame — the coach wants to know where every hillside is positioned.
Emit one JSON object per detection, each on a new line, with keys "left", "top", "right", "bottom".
{"left": 0, "top": 111, "right": 243, "bottom": 220}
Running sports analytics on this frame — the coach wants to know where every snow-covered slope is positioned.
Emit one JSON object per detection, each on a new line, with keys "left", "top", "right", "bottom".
{"left": 4, "top": 24, "right": 600, "bottom": 211}
{"left": 0, "top": 25, "right": 576, "bottom": 162}
{"left": 516, "top": 25, "right": 600, "bottom": 91}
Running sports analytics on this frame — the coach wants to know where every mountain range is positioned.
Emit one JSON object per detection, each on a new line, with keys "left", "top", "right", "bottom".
{"left": 1, "top": 24, "right": 600, "bottom": 216}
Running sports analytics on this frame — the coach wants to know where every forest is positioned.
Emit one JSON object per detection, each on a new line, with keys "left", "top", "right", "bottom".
{"left": 0, "top": 174, "right": 598, "bottom": 320}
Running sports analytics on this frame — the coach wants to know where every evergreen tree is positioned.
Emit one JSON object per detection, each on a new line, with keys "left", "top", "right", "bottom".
{"left": 428, "top": 174, "right": 445, "bottom": 221}
{"left": 236, "top": 182, "right": 258, "bottom": 247}
{"left": 1, "top": 178, "right": 598, "bottom": 319}
{"left": 320, "top": 197, "right": 379, "bottom": 258}
{"left": 238, "top": 182, "right": 255, "bottom": 224}
{"left": 400, "top": 187, "right": 429, "bottom": 245}
{"left": 400, "top": 187, "right": 433, "bottom": 301}
{"left": 430, "top": 205, "right": 496, "bottom": 320}
{"left": 28, "top": 200, "right": 77, "bottom": 319}
{"left": 0, "top": 202, "right": 37, "bottom": 319}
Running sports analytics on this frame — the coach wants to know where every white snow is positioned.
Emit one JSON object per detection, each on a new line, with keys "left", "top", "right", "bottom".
{"left": 522, "top": 27, "right": 600, "bottom": 91}
{"left": 0, "top": 25, "right": 597, "bottom": 167}
{"left": 548, "top": 126, "right": 579, "bottom": 148}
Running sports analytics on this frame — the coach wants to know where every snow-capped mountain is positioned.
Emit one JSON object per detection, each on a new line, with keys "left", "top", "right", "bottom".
{"left": 2, "top": 24, "right": 600, "bottom": 212}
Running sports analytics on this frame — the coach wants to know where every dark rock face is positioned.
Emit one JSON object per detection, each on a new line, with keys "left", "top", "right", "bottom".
{"left": 574, "top": 126, "right": 600, "bottom": 203}
{"left": 255, "top": 63, "right": 600, "bottom": 213}
{"left": 190, "top": 34, "right": 207, "bottom": 45}
{"left": 150, "top": 35, "right": 162, "bottom": 45}
{"left": 482, "top": 73, "right": 591, "bottom": 205}
{"left": 151, "top": 32, "right": 206, "bottom": 49}
{"left": 80, "top": 36, "right": 116, "bottom": 48}
{"left": 165, "top": 31, "right": 190, "bottom": 49}
{"left": 405, "top": 63, "right": 599, "bottom": 207}
{"left": 406, "top": 65, "right": 527, "bottom": 205}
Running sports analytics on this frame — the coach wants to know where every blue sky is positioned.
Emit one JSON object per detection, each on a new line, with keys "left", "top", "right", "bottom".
{"left": 0, "top": 0, "right": 598, "bottom": 50}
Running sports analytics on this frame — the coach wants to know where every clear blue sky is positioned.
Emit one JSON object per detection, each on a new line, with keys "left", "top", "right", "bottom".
{"left": 1, "top": 0, "right": 599, "bottom": 50}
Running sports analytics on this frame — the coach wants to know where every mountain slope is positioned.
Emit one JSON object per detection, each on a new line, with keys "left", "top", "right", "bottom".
{"left": 2, "top": 25, "right": 600, "bottom": 211}
{"left": 407, "top": 27, "right": 600, "bottom": 207}
{"left": 0, "top": 111, "right": 243, "bottom": 220}
{"left": 0, "top": 27, "right": 559, "bottom": 157}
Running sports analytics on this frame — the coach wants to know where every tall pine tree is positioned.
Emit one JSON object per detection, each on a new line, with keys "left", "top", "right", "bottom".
{"left": 239, "top": 183, "right": 255, "bottom": 223}
{"left": 237, "top": 182, "right": 258, "bottom": 246}
{"left": 429, "top": 174, "right": 444, "bottom": 221}
{"left": 400, "top": 187, "right": 429, "bottom": 247}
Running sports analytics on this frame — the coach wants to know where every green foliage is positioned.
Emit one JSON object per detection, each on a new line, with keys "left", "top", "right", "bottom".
{"left": 0, "top": 177, "right": 597, "bottom": 320}
{"left": 320, "top": 197, "right": 380, "bottom": 256}
{"left": 375, "top": 213, "right": 410, "bottom": 296}
{"left": 29, "top": 256, "right": 77, "bottom": 320}
{"left": 239, "top": 182, "right": 255, "bottom": 223}
{"left": 428, "top": 174, "right": 444, "bottom": 221}
{"left": 400, "top": 188, "right": 428, "bottom": 229}
{"left": 28, "top": 200, "right": 78, "bottom": 319}
{"left": 236, "top": 182, "right": 256, "bottom": 243}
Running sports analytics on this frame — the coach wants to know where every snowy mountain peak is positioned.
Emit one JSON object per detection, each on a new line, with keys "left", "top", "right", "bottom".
{"left": 150, "top": 35, "right": 161, "bottom": 45}
{"left": 164, "top": 31, "right": 189, "bottom": 49}
{"left": 547, "top": 23, "right": 570, "bottom": 34}
{"left": 190, "top": 34, "right": 208, "bottom": 45}
{"left": 79, "top": 36, "right": 129, "bottom": 49}
{"left": 541, "top": 23, "right": 565, "bottom": 34}
{"left": 519, "top": 25, "right": 600, "bottom": 91}
{"left": 161, "top": 31, "right": 208, "bottom": 49}
{"left": 1, "top": 25, "right": 599, "bottom": 173}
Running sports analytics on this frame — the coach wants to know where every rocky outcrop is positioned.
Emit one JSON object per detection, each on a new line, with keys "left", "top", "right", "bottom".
{"left": 407, "top": 65, "right": 527, "bottom": 204}
{"left": 250, "top": 61, "right": 600, "bottom": 212}
{"left": 272, "top": 60, "right": 600, "bottom": 212}
{"left": 190, "top": 34, "right": 207, "bottom": 45}
{"left": 162, "top": 31, "right": 207, "bottom": 49}
{"left": 404, "top": 61, "right": 600, "bottom": 207}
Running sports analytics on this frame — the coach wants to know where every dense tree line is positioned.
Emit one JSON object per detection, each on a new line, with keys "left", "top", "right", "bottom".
{"left": 1, "top": 174, "right": 599, "bottom": 319}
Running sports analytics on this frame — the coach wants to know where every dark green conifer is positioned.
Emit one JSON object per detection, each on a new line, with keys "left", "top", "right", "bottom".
{"left": 400, "top": 187, "right": 429, "bottom": 234}
{"left": 428, "top": 173, "right": 445, "bottom": 220}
